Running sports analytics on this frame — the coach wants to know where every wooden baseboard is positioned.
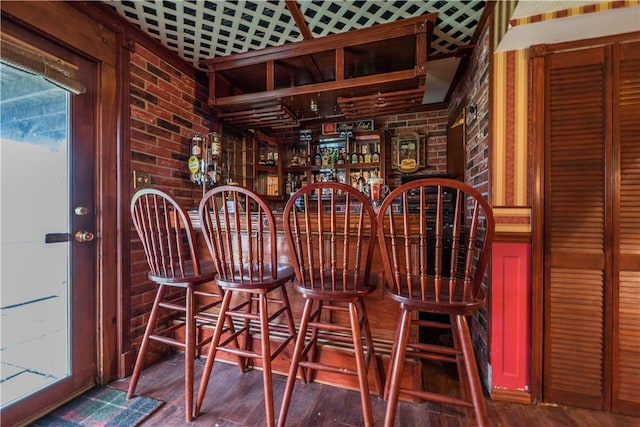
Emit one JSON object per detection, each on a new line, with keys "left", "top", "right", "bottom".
{"left": 491, "top": 387, "right": 532, "bottom": 405}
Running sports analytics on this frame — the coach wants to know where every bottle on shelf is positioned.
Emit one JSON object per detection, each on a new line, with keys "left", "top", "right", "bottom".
{"left": 314, "top": 146, "right": 322, "bottom": 166}
{"left": 328, "top": 148, "right": 336, "bottom": 166}
{"left": 356, "top": 169, "right": 366, "bottom": 193}
{"left": 300, "top": 147, "right": 307, "bottom": 166}
{"left": 322, "top": 148, "right": 330, "bottom": 166}
{"left": 372, "top": 143, "right": 380, "bottom": 163}
{"left": 285, "top": 173, "right": 293, "bottom": 195}
{"left": 363, "top": 144, "right": 372, "bottom": 163}
{"left": 351, "top": 149, "right": 359, "bottom": 164}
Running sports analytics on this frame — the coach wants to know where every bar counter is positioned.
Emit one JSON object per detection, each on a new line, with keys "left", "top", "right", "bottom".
{"left": 183, "top": 210, "right": 422, "bottom": 396}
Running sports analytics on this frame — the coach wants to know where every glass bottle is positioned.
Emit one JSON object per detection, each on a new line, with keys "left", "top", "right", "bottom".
{"left": 314, "top": 146, "right": 322, "bottom": 166}
{"left": 363, "top": 144, "right": 372, "bottom": 163}
{"left": 351, "top": 149, "right": 359, "bottom": 164}
{"left": 372, "top": 143, "right": 380, "bottom": 163}
{"left": 356, "top": 169, "right": 366, "bottom": 193}
{"left": 322, "top": 148, "right": 329, "bottom": 166}
{"left": 285, "top": 173, "right": 293, "bottom": 194}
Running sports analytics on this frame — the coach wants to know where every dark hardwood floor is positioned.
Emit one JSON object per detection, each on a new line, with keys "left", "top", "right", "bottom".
{"left": 109, "top": 353, "right": 640, "bottom": 426}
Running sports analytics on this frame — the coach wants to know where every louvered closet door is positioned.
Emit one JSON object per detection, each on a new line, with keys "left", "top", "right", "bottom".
{"left": 544, "top": 41, "right": 640, "bottom": 417}
{"left": 544, "top": 46, "right": 609, "bottom": 411}
{"left": 612, "top": 40, "right": 640, "bottom": 417}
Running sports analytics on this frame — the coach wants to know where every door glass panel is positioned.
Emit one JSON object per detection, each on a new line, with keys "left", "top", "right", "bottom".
{"left": 0, "top": 63, "right": 70, "bottom": 407}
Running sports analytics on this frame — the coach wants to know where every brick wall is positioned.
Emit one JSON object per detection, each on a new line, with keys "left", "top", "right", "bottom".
{"left": 128, "top": 43, "right": 211, "bottom": 355}
{"left": 449, "top": 26, "right": 491, "bottom": 195}
{"left": 448, "top": 22, "right": 493, "bottom": 386}
{"left": 375, "top": 110, "right": 449, "bottom": 187}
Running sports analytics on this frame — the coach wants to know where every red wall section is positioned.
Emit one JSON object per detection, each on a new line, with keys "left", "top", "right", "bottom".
{"left": 490, "top": 242, "right": 531, "bottom": 402}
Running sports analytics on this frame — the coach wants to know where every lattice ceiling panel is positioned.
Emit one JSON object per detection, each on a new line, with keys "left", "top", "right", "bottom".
{"left": 103, "top": 1, "right": 485, "bottom": 71}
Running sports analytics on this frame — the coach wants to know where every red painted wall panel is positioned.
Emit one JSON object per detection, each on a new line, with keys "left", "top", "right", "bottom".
{"left": 491, "top": 242, "right": 531, "bottom": 392}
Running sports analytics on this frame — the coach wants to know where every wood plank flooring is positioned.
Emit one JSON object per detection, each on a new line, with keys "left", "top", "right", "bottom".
{"left": 109, "top": 353, "right": 640, "bottom": 426}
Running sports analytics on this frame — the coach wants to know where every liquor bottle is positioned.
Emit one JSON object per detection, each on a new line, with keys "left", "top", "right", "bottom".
{"left": 300, "top": 147, "right": 307, "bottom": 166}
{"left": 285, "top": 173, "right": 293, "bottom": 195}
{"left": 372, "top": 143, "right": 380, "bottom": 163}
{"left": 356, "top": 169, "right": 366, "bottom": 193}
{"left": 351, "top": 149, "right": 359, "bottom": 164}
{"left": 314, "top": 146, "right": 322, "bottom": 166}
{"left": 322, "top": 148, "right": 330, "bottom": 166}
{"left": 363, "top": 144, "right": 372, "bottom": 163}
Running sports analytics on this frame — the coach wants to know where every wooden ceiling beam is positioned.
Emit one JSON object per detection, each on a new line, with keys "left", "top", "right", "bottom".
{"left": 218, "top": 106, "right": 284, "bottom": 118}
{"left": 337, "top": 88, "right": 425, "bottom": 104}
{"left": 217, "top": 105, "right": 298, "bottom": 128}
{"left": 283, "top": 1, "right": 324, "bottom": 83}
{"left": 285, "top": 1, "right": 313, "bottom": 40}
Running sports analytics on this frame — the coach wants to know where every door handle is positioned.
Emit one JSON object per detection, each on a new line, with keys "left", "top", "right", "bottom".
{"left": 74, "top": 230, "right": 95, "bottom": 242}
{"left": 45, "top": 233, "right": 70, "bottom": 244}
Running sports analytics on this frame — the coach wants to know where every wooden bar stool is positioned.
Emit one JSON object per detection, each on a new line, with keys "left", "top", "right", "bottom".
{"left": 194, "top": 185, "right": 297, "bottom": 427}
{"left": 376, "top": 178, "right": 495, "bottom": 427}
{"left": 279, "top": 182, "right": 384, "bottom": 427}
{"left": 128, "top": 188, "right": 229, "bottom": 422}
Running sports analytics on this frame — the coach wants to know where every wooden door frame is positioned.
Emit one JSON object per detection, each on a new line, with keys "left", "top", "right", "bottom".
{"left": 529, "top": 31, "right": 640, "bottom": 406}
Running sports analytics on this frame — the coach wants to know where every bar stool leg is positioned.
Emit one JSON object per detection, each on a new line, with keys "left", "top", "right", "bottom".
{"left": 450, "top": 314, "right": 473, "bottom": 418}
{"left": 184, "top": 286, "right": 195, "bottom": 422}
{"left": 277, "top": 298, "right": 314, "bottom": 427}
{"left": 349, "top": 301, "right": 373, "bottom": 427}
{"left": 383, "top": 307, "right": 412, "bottom": 427}
{"left": 384, "top": 312, "right": 404, "bottom": 400}
{"left": 127, "top": 285, "right": 166, "bottom": 399}
{"left": 455, "top": 315, "right": 489, "bottom": 427}
{"left": 359, "top": 299, "right": 384, "bottom": 396}
{"left": 194, "top": 289, "right": 233, "bottom": 417}
{"left": 259, "top": 292, "right": 275, "bottom": 427}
